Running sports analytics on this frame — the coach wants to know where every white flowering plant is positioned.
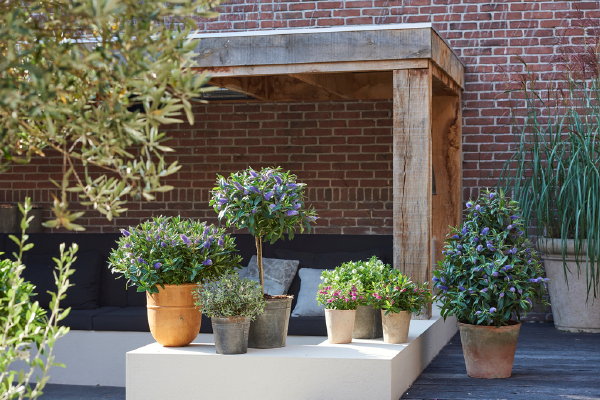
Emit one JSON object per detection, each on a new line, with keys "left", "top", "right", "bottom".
{"left": 433, "top": 189, "right": 548, "bottom": 326}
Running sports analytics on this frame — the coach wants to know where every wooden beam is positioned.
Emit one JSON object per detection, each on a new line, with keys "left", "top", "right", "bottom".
{"left": 196, "top": 59, "right": 428, "bottom": 78}
{"left": 210, "top": 75, "right": 346, "bottom": 102}
{"left": 432, "top": 94, "right": 463, "bottom": 270}
{"left": 431, "top": 31, "right": 465, "bottom": 89}
{"left": 392, "top": 68, "right": 432, "bottom": 318}
{"left": 289, "top": 72, "right": 393, "bottom": 100}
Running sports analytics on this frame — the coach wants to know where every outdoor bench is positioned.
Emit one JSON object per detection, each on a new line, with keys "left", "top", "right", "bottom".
{"left": 0, "top": 233, "right": 392, "bottom": 336}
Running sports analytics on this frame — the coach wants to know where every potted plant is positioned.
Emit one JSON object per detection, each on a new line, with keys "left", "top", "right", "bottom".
{"left": 109, "top": 216, "right": 242, "bottom": 347}
{"left": 330, "top": 257, "right": 391, "bottom": 339}
{"left": 194, "top": 274, "right": 266, "bottom": 354}
{"left": 500, "top": 62, "right": 600, "bottom": 332}
{"left": 317, "top": 269, "right": 363, "bottom": 344}
{"left": 370, "top": 268, "right": 431, "bottom": 344}
{"left": 210, "top": 166, "right": 317, "bottom": 349}
{"left": 434, "top": 189, "right": 547, "bottom": 378}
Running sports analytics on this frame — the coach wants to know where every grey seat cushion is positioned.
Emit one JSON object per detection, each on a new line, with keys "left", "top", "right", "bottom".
{"left": 238, "top": 256, "right": 299, "bottom": 296}
{"left": 292, "top": 268, "right": 328, "bottom": 317}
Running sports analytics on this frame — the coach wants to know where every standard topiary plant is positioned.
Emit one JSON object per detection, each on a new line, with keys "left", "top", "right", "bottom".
{"left": 434, "top": 189, "right": 548, "bottom": 327}
{"left": 210, "top": 167, "right": 317, "bottom": 295}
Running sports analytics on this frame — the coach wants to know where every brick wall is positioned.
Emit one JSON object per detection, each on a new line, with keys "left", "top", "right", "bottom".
{"left": 1, "top": 0, "right": 599, "bottom": 239}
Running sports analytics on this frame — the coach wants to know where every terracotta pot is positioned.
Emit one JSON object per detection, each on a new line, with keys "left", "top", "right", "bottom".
{"left": 325, "top": 309, "right": 356, "bottom": 344}
{"left": 458, "top": 322, "right": 521, "bottom": 379}
{"left": 353, "top": 305, "right": 383, "bottom": 339}
{"left": 538, "top": 238, "right": 600, "bottom": 333}
{"left": 381, "top": 310, "right": 411, "bottom": 344}
{"left": 248, "top": 296, "right": 292, "bottom": 349}
{"left": 146, "top": 284, "right": 201, "bottom": 347}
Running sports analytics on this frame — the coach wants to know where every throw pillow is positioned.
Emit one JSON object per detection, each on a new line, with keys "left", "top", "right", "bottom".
{"left": 239, "top": 256, "right": 299, "bottom": 296}
{"left": 291, "top": 268, "right": 328, "bottom": 317}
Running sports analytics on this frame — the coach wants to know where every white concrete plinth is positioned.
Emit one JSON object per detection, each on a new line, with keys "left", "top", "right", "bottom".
{"left": 127, "top": 312, "right": 457, "bottom": 400}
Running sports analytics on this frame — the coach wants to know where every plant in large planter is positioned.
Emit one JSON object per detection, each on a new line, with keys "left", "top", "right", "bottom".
{"left": 317, "top": 269, "right": 363, "bottom": 344}
{"left": 194, "top": 274, "right": 266, "bottom": 354}
{"left": 109, "top": 216, "right": 242, "bottom": 347}
{"left": 210, "top": 166, "right": 317, "bottom": 348}
{"left": 434, "top": 189, "right": 547, "bottom": 378}
{"left": 370, "top": 268, "right": 431, "bottom": 344}
{"left": 500, "top": 58, "right": 600, "bottom": 332}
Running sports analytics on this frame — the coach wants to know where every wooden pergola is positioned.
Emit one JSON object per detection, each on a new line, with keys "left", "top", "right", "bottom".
{"left": 192, "top": 23, "right": 464, "bottom": 317}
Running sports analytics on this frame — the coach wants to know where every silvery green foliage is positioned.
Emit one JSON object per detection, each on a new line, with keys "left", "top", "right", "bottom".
{"left": 0, "top": 0, "right": 219, "bottom": 230}
{"left": 0, "top": 199, "right": 75, "bottom": 400}
{"left": 434, "top": 190, "right": 547, "bottom": 327}
{"left": 195, "top": 274, "right": 266, "bottom": 319}
{"left": 108, "top": 216, "right": 242, "bottom": 293}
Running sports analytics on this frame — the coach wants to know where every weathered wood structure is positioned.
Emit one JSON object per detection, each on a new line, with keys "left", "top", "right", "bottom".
{"left": 192, "top": 24, "right": 464, "bottom": 317}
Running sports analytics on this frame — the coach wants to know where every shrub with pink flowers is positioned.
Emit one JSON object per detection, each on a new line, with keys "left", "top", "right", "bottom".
{"left": 369, "top": 268, "right": 431, "bottom": 315}
{"left": 316, "top": 267, "right": 364, "bottom": 310}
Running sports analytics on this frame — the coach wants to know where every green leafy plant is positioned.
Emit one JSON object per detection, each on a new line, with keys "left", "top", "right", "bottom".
{"left": 370, "top": 269, "right": 431, "bottom": 315}
{"left": 333, "top": 257, "right": 394, "bottom": 307}
{"left": 194, "top": 274, "right": 266, "bottom": 319}
{"left": 0, "top": 0, "right": 220, "bottom": 229}
{"left": 210, "top": 167, "right": 317, "bottom": 294}
{"left": 108, "top": 216, "right": 242, "bottom": 293}
{"left": 1, "top": 199, "right": 75, "bottom": 400}
{"left": 499, "top": 52, "right": 600, "bottom": 296}
{"left": 316, "top": 267, "right": 365, "bottom": 310}
{"left": 434, "top": 189, "right": 547, "bottom": 327}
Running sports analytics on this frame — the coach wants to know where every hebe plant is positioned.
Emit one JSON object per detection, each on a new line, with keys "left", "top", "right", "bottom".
{"left": 210, "top": 167, "right": 317, "bottom": 295}
{"left": 316, "top": 266, "right": 365, "bottom": 310}
{"left": 195, "top": 274, "right": 266, "bottom": 319}
{"left": 370, "top": 269, "right": 431, "bottom": 315}
{"left": 434, "top": 189, "right": 547, "bottom": 326}
{"left": 109, "top": 216, "right": 242, "bottom": 293}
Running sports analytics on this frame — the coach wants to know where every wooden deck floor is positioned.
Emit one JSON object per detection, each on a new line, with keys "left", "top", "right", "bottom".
{"left": 402, "top": 322, "right": 600, "bottom": 400}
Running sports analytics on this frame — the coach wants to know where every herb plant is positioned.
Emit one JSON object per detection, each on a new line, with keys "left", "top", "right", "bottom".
{"left": 434, "top": 189, "right": 548, "bottom": 326}
{"left": 195, "top": 274, "right": 266, "bottom": 319}
{"left": 109, "top": 216, "right": 242, "bottom": 293}
{"left": 210, "top": 167, "right": 317, "bottom": 294}
{"left": 370, "top": 269, "right": 431, "bottom": 315}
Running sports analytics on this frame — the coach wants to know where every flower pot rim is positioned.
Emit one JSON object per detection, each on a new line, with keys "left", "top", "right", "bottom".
{"left": 458, "top": 321, "right": 521, "bottom": 329}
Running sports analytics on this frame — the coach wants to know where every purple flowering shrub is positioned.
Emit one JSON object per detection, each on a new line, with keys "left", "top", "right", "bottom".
{"left": 210, "top": 167, "right": 317, "bottom": 294}
{"left": 370, "top": 269, "right": 431, "bottom": 315}
{"left": 108, "top": 216, "right": 242, "bottom": 293}
{"left": 433, "top": 189, "right": 548, "bottom": 326}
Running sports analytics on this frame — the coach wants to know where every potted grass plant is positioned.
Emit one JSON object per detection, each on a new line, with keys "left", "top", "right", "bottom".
{"left": 194, "top": 274, "right": 266, "bottom": 354}
{"left": 370, "top": 268, "right": 431, "bottom": 344}
{"left": 434, "top": 190, "right": 547, "bottom": 378}
{"left": 316, "top": 268, "right": 363, "bottom": 344}
{"left": 210, "top": 166, "right": 317, "bottom": 348}
{"left": 500, "top": 58, "right": 600, "bottom": 332}
{"left": 109, "top": 216, "right": 242, "bottom": 347}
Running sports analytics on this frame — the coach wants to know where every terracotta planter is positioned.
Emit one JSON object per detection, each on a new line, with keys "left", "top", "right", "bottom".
{"left": 248, "top": 296, "right": 292, "bottom": 349}
{"left": 353, "top": 305, "right": 383, "bottom": 339}
{"left": 381, "top": 310, "right": 411, "bottom": 344}
{"left": 325, "top": 309, "right": 356, "bottom": 344}
{"left": 458, "top": 322, "right": 521, "bottom": 379}
{"left": 538, "top": 238, "right": 600, "bottom": 333}
{"left": 146, "top": 284, "right": 201, "bottom": 347}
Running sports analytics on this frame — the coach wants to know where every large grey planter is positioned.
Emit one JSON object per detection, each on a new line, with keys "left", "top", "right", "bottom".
{"left": 352, "top": 305, "right": 383, "bottom": 339}
{"left": 211, "top": 316, "right": 251, "bottom": 355}
{"left": 539, "top": 238, "right": 600, "bottom": 333}
{"left": 248, "top": 296, "right": 292, "bottom": 349}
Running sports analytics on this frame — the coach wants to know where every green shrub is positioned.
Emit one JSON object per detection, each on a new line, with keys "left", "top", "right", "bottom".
{"left": 195, "top": 274, "right": 265, "bottom": 319}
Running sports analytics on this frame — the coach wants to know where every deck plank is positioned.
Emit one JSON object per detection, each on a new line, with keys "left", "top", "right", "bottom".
{"left": 401, "top": 322, "right": 600, "bottom": 400}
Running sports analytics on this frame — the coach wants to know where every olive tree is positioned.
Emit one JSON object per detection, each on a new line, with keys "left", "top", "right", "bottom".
{"left": 0, "top": 0, "right": 219, "bottom": 230}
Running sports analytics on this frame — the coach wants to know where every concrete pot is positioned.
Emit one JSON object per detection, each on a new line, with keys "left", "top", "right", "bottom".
{"left": 248, "top": 296, "right": 292, "bottom": 349}
{"left": 325, "top": 309, "right": 356, "bottom": 344}
{"left": 381, "top": 310, "right": 411, "bottom": 344}
{"left": 146, "top": 284, "right": 201, "bottom": 347}
{"left": 538, "top": 238, "right": 600, "bottom": 333}
{"left": 353, "top": 305, "right": 383, "bottom": 339}
{"left": 458, "top": 322, "right": 521, "bottom": 379}
{"left": 211, "top": 316, "right": 251, "bottom": 355}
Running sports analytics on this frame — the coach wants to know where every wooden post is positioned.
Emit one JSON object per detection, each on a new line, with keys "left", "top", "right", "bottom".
{"left": 392, "top": 68, "right": 433, "bottom": 318}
